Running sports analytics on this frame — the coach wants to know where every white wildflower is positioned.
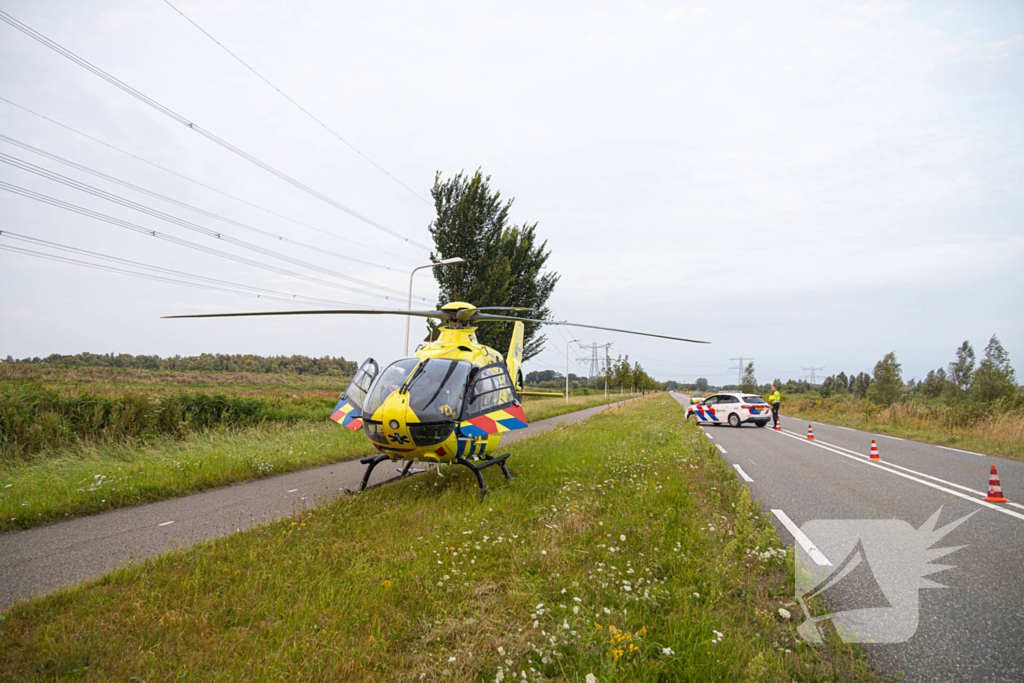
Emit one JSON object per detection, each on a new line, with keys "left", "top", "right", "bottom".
{"left": 662, "top": 647, "right": 675, "bottom": 655}
{"left": 620, "top": 534, "right": 626, "bottom": 541}
{"left": 586, "top": 674, "right": 598, "bottom": 683}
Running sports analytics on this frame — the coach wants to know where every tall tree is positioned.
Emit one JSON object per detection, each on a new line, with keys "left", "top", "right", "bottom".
{"left": 971, "top": 335, "right": 1017, "bottom": 403}
{"left": 740, "top": 362, "right": 757, "bottom": 393}
{"left": 869, "top": 352, "right": 904, "bottom": 406}
{"left": 947, "top": 341, "right": 975, "bottom": 398}
{"left": 921, "top": 368, "right": 949, "bottom": 399}
{"left": 428, "top": 169, "right": 559, "bottom": 360}
{"left": 694, "top": 377, "right": 709, "bottom": 392}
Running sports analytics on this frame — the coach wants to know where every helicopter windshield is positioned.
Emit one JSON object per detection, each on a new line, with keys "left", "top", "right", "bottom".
{"left": 407, "top": 359, "right": 473, "bottom": 422}
{"left": 363, "top": 358, "right": 420, "bottom": 417}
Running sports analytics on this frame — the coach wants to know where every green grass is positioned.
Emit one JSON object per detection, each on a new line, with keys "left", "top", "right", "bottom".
{"left": 0, "top": 395, "right": 877, "bottom": 682}
{"left": 0, "top": 421, "right": 373, "bottom": 532}
{"left": 519, "top": 392, "right": 640, "bottom": 422}
{"left": 0, "top": 393, "right": 634, "bottom": 532}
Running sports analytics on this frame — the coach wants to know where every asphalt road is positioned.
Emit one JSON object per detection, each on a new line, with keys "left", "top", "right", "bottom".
{"left": 669, "top": 393, "right": 1024, "bottom": 683}
{"left": 0, "top": 398, "right": 632, "bottom": 611}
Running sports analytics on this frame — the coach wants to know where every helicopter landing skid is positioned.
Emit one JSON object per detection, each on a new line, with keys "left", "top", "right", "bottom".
{"left": 454, "top": 453, "right": 514, "bottom": 497}
{"left": 357, "top": 455, "right": 423, "bottom": 491}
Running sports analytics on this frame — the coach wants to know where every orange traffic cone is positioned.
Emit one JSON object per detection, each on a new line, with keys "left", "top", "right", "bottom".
{"left": 984, "top": 465, "right": 1009, "bottom": 503}
{"left": 774, "top": 419, "right": 782, "bottom": 432}
{"left": 806, "top": 424, "right": 815, "bottom": 441}
{"left": 869, "top": 439, "right": 880, "bottom": 461}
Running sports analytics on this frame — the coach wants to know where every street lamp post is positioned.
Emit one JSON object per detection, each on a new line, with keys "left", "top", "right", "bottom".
{"left": 404, "top": 258, "right": 465, "bottom": 356}
{"left": 566, "top": 339, "right": 579, "bottom": 403}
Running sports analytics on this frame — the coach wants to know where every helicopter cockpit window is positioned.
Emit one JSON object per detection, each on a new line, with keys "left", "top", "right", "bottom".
{"left": 463, "top": 363, "right": 518, "bottom": 419}
{"left": 407, "top": 359, "right": 473, "bottom": 423}
{"left": 363, "top": 358, "right": 420, "bottom": 417}
{"left": 342, "top": 358, "right": 379, "bottom": 412}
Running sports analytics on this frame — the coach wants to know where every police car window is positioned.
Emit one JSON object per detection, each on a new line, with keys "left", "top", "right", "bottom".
{"left": 702, "top": 396, "right": 719, "bottom": 405}
{"left": 743, "top": 396, "right": 767, "bottom": 404}
{"left": 719, "top": 395, "right": 740, "bottom": 403}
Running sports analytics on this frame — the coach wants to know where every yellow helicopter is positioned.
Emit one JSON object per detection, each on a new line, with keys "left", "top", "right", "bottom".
{"left": 167, "top": 301, "right": 708, "bottom": 494}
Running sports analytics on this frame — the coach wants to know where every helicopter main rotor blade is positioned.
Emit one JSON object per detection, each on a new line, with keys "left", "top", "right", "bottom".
{"left": 469, "top": 313, "right": 710, "bottom": 344}
{"left": 163, "top": 308, "right": 448, "bottom": 320}
{"left": 453, "top": 306, "right": 536, "bottom": 322}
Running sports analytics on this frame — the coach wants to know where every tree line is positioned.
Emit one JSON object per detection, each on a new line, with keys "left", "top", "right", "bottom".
{"left": 2, "top": 352, "right": 358, "bottom": 377}
{"left": 813, "top": 334, "right": 1018, "bottom": 407}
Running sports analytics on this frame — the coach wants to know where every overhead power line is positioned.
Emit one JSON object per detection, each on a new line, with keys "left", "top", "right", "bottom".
{"left": 0, "top": 9, "right": 431, "bottom": 251}
{"left": 0, "top": 97, "right": 421, "bottom": 264}
{"left": 0, "top": 230, "right": 372, "bottom": 309}
{"left": 0, "top": 133, "right": 417, "bottom": 275}
{"left": 161, "top": 0, "right": 431, "bottom": 206}
{"left": 0, "top": 151, "right": 430, "bottom": 301}
{"left": 0, "top": 180, "right": 413, "bottom": 303}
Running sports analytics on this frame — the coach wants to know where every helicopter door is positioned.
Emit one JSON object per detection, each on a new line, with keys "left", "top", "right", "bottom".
{"left": 458, "top": 363, "right": 528, "bottom": 437}
{"left": 330, "top": 358, "right": 378, "bottom": 430}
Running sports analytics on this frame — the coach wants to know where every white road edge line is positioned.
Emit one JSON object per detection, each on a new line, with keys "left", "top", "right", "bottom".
{"left": 938, "top": 445, "right": 988, "bottom": 458}
{"left": 774, "top": 430, "right": 1024, "bottom": 522}
{"left": 158, "top": 521, "right": 174, "bottom": 527}
{"left": 771, "top": 509, "right": 831, "bottom": 566}
{"left": 716, "top": 444, "right": 727, "bottom": 455}
{"left": 733, "top": 464, "right": 753, "bottom": 483}
{"left": 782, "top": 430, "right": 988, "bottom": 496}
{"left": 778, "top": 431, "right": 1024, "bottom": 512}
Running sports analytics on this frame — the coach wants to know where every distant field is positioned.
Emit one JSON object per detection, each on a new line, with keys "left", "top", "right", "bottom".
{"left": 0, "top": 363, "right": 349, "bottom": 393}
{"left": 0, "top": 395, "right": 874, "bottom": 682}
{"left": 0, "top": 374, "right": 631, "bottom": 531}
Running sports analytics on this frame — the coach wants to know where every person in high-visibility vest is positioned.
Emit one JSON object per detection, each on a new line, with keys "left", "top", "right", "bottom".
{"left": 769, "top": 385, "right": 781, "bottom": 428}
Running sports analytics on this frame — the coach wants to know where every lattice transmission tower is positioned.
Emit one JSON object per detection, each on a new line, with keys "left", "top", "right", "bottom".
{"left": 576, "top": 342, "right": 614, "bottom": 381}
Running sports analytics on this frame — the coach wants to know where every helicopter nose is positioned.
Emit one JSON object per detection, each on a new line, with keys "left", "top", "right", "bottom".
{"left": 379, "top": 391, "right": 413, "bottom": 447}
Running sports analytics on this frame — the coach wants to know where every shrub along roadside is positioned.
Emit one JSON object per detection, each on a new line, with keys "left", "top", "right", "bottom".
{"left": 0, "top": 395, "right": 877, "bottom": 682}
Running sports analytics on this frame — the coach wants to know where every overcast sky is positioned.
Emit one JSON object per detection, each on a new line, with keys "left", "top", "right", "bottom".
{"left": 1, "top": 0, "right": 1021, "bottom": 385}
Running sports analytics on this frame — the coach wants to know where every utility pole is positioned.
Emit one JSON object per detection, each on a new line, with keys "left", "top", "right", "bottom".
{"left": 729, "top": 357, "right": 752, "bottom": 386}
{"left": 802, "top": 366, "right": 825, "bottom": 384}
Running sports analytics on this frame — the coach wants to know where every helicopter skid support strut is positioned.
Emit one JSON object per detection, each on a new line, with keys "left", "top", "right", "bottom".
{"left": 454, "top": 453, "right": 514, "bottom": 497}
{"left": 358, "top": 455, "right": 421, "bottom": 492}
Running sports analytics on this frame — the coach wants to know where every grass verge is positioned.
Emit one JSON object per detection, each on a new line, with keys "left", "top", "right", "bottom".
{"left": 0, "top": 394, "right": 633, "bottom": 533}
{"left": 0, "top": 395, "right": 877, "bottom": 682}
{"left": 784, "top": 396, "right": 1023, "bottom": 461}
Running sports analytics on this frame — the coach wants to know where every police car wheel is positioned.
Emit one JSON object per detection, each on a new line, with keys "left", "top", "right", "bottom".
{"left": 728, "top": 413, "right": 741, "bottom": 427}
{"left": 756, "top": 421, "right": 768, "bottom": 428}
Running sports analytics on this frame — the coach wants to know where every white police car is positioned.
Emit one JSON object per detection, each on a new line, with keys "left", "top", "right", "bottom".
{"left": 685, "top": 392, "right": 771, "bottom": 428}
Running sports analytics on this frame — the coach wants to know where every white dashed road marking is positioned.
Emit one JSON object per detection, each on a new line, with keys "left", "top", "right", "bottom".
{"left": 158, "top": 521, "right": 174, "bottom": 527}
{"left": 287, "top": 489, "right": 298, "bottom": 493}
{"left": 716, "top": 444, "right": 727, "bottom": 455}
{"left": 733, "top": 464, "right": 753, "bottom": 483}
{"left": 772, "top": 509, "right": 831, "bottom": 566}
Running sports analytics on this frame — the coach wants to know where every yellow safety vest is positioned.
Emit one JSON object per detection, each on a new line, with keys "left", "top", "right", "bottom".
{"left": 769, "top": 391, "right": 781, "bottom": 405}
